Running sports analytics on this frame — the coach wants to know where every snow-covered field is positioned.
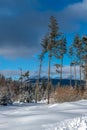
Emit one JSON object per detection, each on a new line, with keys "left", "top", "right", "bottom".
{"left": 0, "top": 100, "right": 87, "bottom": 130}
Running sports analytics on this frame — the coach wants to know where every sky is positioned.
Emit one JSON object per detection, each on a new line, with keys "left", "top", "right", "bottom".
{"left": 0, "top": 0, "right": 87, "bottom": 79}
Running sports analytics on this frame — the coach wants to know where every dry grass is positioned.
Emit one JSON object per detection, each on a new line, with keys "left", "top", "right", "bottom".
{"left": 53, "top": 86, "right": 87, "bottom": 103}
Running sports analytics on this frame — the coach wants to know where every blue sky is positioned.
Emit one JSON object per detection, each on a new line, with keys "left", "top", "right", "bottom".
{"left": 0, "top": 0, "right": 87, "bottom": 78}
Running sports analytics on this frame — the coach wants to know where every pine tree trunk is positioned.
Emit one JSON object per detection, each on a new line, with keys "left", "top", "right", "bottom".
{"left": 74, "top": 63, "right": 76, "bottom": 87}
{"left": 70, "top": 65, "right": 72, "bottom": 87}
{"left": 60, "top": 58, "right": 63, "bottom": 86}
{"left": 20, "top": 69, "right": 23, "bottom": 93}
{"left": 38, "top": 60, "right": 42, "bottom": 82}
{"left": 47, "top": 53, "right": 51, "bottom": 104}
{"left": 35, "top": 82, "right": 39, "bottom": 103}
{"left": 48, "top": 55, "right": 51, "bottom": 82}
{"left": 80, "top": 64, "right": 82, "bottom": 86}
{"left": 70, "top": 58, "right": 72, "bottom": 87}
{"left": 35, "top": 59, "right": 42, "bottom": 103}
{"left": 85, "top": 63, "right": 87, "bottom": 89}
{"left": 86, "top": 78, "right": 87, "bottom": 89}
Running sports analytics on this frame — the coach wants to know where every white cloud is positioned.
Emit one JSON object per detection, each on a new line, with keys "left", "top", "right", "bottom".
{"left": 0, "top": 70, "right": 20, "bottom": 77}
{"left": 65, "top": 0, "right": 87, "bottom": 20}
{"left": 0, "top": 46, "right": 39, "bottom": 58}
{"left": 30, "top": 65, "right": 83, "bottom": 79}
{"left": 0, "top": 0, "right": 86, "bottom": 58}
{"left": 55, "top": 0, "right": 87, "bottom": 32}
{"left": 0, "top": 65, "right": 84, "bottom": 80}
{"left": 0, "top": 69, "right": 27, "bottom": 79}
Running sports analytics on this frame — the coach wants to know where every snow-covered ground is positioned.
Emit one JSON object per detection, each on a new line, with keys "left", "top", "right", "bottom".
{"left": 0, "top": 100, "right": 87, "bottom": 130}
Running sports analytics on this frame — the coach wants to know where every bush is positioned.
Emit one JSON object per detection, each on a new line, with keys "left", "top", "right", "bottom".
{"left": 0, "top": 94, "right": 12, "bottom": 106}
{"left": 53, "top": 86, "right": 83, "bottom": 103}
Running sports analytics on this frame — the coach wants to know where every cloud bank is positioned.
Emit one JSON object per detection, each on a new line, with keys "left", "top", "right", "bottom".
{"left": 0, "top": 66, "right": 83, "bottom": 80}
{"left": 0, "top": 0, "right": 86, "bottom": 58}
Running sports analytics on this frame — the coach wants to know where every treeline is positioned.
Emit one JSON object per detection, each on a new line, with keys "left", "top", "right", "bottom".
{"left": 0, "top": 73, "right": 48, "bottom": 105}
{"left": 39, "top": 16, "right": 87, "bottom": 85}
{"left": 35, "top": 16, "right": 87, "bottom": 104}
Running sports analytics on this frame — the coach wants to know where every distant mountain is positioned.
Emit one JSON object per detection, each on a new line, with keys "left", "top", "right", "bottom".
{"left": 26, "top": 78, "right": 85, "bottom": 87}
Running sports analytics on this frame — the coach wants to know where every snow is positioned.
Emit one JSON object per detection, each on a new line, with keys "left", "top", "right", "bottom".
{"left": 44, "top": 116, "right": 87, "bottom": 130}
{"left": 0, "top": 100, "right": 87, "bottom": 130}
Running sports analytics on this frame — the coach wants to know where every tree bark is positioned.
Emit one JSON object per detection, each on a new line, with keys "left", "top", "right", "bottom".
{"left": 60, "top": 58, "right": 63, "bottom": 87}
{"left": 80, "top": 64, "right": 82, "bottom": 86}
{"left": 38, "top": 60, "right": 42, "bottom": 82}
{"left": 47, "top": 53, "right": 51, "bottom": 104}
{"left": 85, "top": 63, "right": 87, "bottom": 89}
{"left": 74, "top": 63, "right": 77, "bottom": 87}
{"left": 70, "top": 65, "right": 72, "bottom": 87}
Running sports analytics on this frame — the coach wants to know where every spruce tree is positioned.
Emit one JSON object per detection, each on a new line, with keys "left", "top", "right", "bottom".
{"left": 41, "top": 16, "right": 60, "bottom": 103}
{"left": 72, "top": 34, "right": 82, "bottom": 87}
{"left": 68, "top": 45, "right": 73, "bottom": 87}
{"left": 82, "top": 36, "right": 87, "bottom": 88}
